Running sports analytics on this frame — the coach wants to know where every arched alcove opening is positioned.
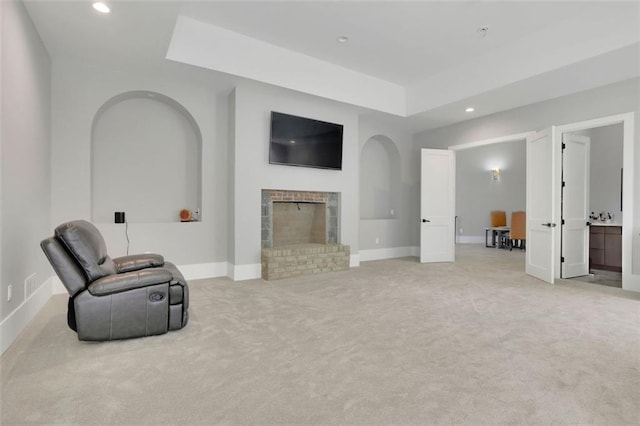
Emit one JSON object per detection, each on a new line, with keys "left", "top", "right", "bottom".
{"left": 360, "top": 135, "right": 401, "bottom": 219}
{"left": 91, "top": 91, "right": 202, "bottom": 223}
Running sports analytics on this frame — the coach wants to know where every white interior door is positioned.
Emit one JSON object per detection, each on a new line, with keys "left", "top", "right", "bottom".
{"left": 526, "top": 128, "right": 558, "bottom": 283}
{"left": 561, "top": 133, "right": 591, "bottom": 278}
{"left": 420, "top": 149, "right": 455, "bottom": 263}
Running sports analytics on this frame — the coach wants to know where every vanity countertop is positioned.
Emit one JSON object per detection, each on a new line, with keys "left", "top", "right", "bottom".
{"left": 590, "top": 222, "right": 621, "bottom": 227}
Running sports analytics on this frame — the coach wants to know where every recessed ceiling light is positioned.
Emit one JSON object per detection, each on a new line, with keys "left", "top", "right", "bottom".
{"left": 336, "top": 36, "right": 349, "bottom": 44}
{"left": 92, "top": 2, "right": 110, "bottom": 14}
{"left": 465, "top": 107, "right": 475, "bottom": 113}
{"left": 289, "top": 140, "right": 296, "bottom": 144}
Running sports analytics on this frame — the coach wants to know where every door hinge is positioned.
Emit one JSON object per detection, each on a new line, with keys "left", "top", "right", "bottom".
{"left": 561, "top": 256, "right": 565, "bottom": 263}
{"left": 562, "top": 219, "right": 565, "bottom": 225}
{"left": 562, "top": 181, "right": 566, "bottom": 187}
{"left": 561, "top": 142, "right": 566, "bottom": 150}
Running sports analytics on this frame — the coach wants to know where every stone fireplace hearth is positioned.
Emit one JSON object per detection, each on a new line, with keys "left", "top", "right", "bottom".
{"left": 261, "top": 190, "right": 349, "bottom": 280}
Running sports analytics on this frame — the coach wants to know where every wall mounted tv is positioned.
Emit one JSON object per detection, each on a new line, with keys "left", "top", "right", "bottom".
{"left": 269, "top": 111, "right": 343, "bottom": 170}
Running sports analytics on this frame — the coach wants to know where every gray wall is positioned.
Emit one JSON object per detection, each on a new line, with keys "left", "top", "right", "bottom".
{"left": 359, "top": 117, "right": 418, "bottom": 251}
{"left": 91, "top": 95, "right": 202, "bottom": 223}
{"left": 414, "top": 78, "right": 639, "bottom": 151}
{"left": 227, "top": 89, "right": 236, "bottom": 266}
{"left": 455, "top": 141, "right": 526, "bottom": 239}
{"left": 360, "top": 136, "right": 397, "bottom": 220}
{"left": 230, "top": 82, "right": 360, "bottom": 268}
{"left": 586, "top": 123, "right": 624, "bottom": 223}
{"left": 50, "top": 60, "right": 231, "bottom": 265}
{"left": 1, "top": 0, "right": 51, "bottom": 320}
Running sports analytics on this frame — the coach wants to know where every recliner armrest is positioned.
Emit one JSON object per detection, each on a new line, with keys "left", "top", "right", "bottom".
{"left": 88, "top": 269, "right": 172, "bottom": 296}
{"left": 113, "top": 253, "right": 164, "bottom": 273}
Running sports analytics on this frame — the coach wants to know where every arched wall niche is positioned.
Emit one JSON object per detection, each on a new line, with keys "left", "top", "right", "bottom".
{"left": 360, "top": 135, "right": 401, "bottom": 219}
{"left": 91, "top": 90, "right": 203, "bottom": 223}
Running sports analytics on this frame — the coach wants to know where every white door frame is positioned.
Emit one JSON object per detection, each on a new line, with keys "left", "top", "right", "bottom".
{"left": 554, "top": 112, "right": 636, "bottom": 291}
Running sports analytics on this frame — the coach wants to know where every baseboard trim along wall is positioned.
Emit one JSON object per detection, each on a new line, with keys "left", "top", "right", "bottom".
{"left": 231, "top": 263, "right": 262, "bottom": 281}
{"left": 52, "top": 276, "right": 66, "bottom": 294}
{"left": 457, "top": 236, "right": 485, "bottom": 244}
{"left": 1, "top": 276, "right": 54, "bottom": 355}
{"left": 359, "top": 246, "right": 419, "bottom": 262}
{"left": 178, "top": 262, "right": 229, "bottom": 280}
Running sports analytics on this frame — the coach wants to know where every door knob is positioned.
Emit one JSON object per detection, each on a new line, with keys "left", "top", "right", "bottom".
{"left": 542, "top": 222, "right": 557, "bottom": 227}
{"left": 422, "top": 219, "right": 430, "bottom": 223}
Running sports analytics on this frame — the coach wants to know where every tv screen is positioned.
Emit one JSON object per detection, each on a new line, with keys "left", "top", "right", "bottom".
{"left": 269, "top": 111, "right": 343, "bottom": 170}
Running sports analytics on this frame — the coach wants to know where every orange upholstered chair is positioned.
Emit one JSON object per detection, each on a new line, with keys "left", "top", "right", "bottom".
{"left": 487, "top": 210, "right": 508, "bottom": 248}
{"left": 510, "top": 211, "right": 526, "bottom": 250}
{"left": 490, "top": 211, "right": 507, "bottom": 227}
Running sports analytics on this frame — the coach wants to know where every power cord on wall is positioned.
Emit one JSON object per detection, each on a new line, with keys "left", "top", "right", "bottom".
{"left": 125, "top": 219, "right": 130, "bottom": 255}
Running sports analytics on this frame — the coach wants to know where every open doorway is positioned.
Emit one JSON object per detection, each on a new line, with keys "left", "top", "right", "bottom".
{"left": 449, "top": 133, "right": 531, "bottom": 264}
{"left": 446, "top": 113, "right": 635, "bottom": 291}
{"left": 561, "top": 123, "right": 623, "bottom": 288}
{"left": 553, "top": 112, "right": 635, "bottom": 291}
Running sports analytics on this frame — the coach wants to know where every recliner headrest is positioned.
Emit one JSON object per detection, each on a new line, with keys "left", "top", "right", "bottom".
{"left": 55, "top": 220, "right": 116, "bottom": 282}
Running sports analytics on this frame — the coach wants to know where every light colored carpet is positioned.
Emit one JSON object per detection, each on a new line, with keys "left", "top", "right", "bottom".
{"left": 2, "top": 245, "right": 639, "bottom": 425}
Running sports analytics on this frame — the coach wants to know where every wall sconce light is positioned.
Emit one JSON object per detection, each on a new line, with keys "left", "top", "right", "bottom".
{"left": 492, "top": 168, "right": 501, "bottom": 181}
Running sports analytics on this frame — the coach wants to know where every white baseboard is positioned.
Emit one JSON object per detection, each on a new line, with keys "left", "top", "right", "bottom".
{"left": 350, "top": 254, "right": 360, "bottom": 267}
{"left": 52, "top": 276, "right": 66, "bottom": 295}
{"left": 622, "top": 273, "right": 640, "bottom": 292}
{"left": 178, "top": 262, "right": 228, "bottom": 280}
{"left": 457, "top": 236, "right": 485, "bottom": 244}
{"left": 1, "top": 276, "right": 54, "bottom": 355}
{"left": 359, "top": 246, "right": 419, "bottom": 262}
{"left": 230, "top": 263, "right": 262, "bottom": 281}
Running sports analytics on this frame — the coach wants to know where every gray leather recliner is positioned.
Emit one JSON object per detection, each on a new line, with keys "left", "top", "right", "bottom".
{"left": 41, "top": 220, "right": 189, "bottom": 341}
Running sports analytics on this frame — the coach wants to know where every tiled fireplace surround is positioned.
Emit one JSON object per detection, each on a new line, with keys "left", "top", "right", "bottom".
{"left": 261, "top": 190, "right": 350, "bottom": 280}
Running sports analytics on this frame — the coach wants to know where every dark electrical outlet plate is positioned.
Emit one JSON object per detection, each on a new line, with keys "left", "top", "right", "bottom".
{"left": 114, "top": 212, "right": 125, "bottom": 223}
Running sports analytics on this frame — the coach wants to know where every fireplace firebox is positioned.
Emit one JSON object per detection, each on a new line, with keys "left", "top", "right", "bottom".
{"left": 261, "top": 190, "right": 349, "bottom": 280}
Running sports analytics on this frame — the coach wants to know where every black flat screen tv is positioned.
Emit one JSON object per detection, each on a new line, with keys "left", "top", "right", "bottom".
{"left": 269, "top": 111, "right": 343, "bottom": 170}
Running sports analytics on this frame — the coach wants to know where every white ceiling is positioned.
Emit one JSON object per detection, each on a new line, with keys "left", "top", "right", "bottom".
{"left": 24, "top": 0, "right": 640, "bottom": 132}
{"left": 177, "top": 1, "right": 611, "bottom": 86}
